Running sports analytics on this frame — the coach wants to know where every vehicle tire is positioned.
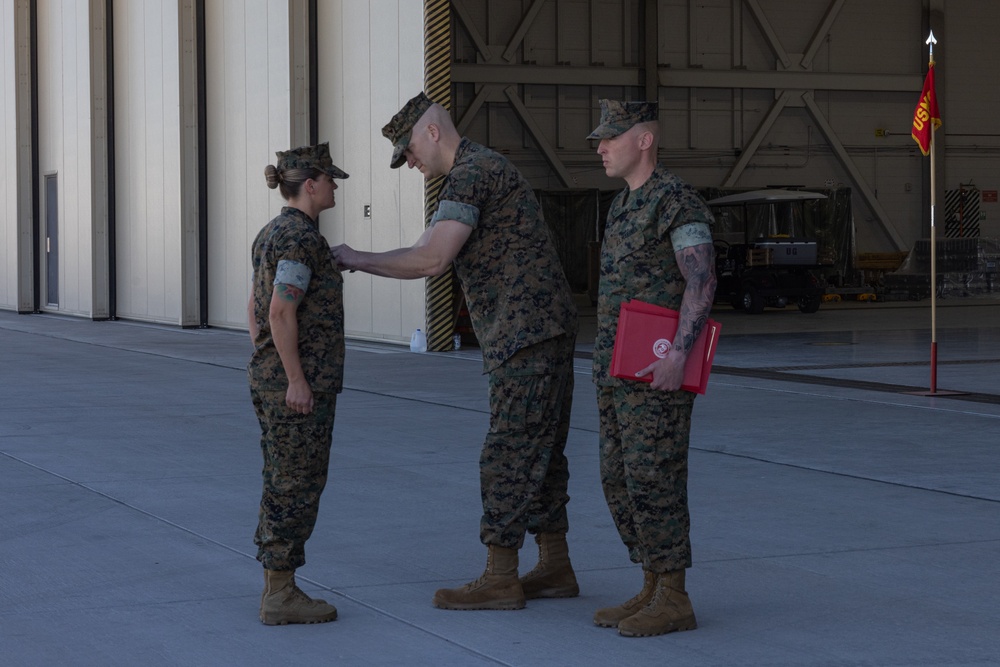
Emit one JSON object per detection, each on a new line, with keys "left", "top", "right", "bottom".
{"left": 742, "top": 287, "right": 764, "bottom": 314}
{"left": 798, "top": 296, "right": 821, "bottom": 313}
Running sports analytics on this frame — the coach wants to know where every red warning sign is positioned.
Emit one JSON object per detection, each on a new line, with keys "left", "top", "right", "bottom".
{"left": 982, "top": 190, "right": 998, "bottom": 203}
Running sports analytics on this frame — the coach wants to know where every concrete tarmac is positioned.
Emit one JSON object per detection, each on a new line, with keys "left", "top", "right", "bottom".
{"left": 1, "top": 298, "right": 998, "bottom": 666}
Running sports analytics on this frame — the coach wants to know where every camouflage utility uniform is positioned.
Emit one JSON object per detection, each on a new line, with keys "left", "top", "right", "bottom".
{"left": 248, "top": 206, "right": 345, "bottom": 571}
{"left": 593, "top": 164, "right": 714, "bottom": 573}
{"left": 436, "top": 138, "right": 578, "bottom": 549}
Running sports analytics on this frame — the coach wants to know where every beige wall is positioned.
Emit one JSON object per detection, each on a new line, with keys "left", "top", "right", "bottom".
{"left": 319, "top": 0, "right": 426, "bottom": 344}
{"left": 205, "top": 0, "right": 293, "bottom": 329}
{"left": 113, "top": 0, "right": 297, "bottom": 328}
{"left": 0, "top": 0, "right": 17, "bottom": 309}
{"left": 2, "top": 0, "right": 427, "bottom": 330}
{"left": 36, "top": 0, "right": 94, "bottom": 316}
{"left": 112, "top": 0, "right": 185, "bottom": 324}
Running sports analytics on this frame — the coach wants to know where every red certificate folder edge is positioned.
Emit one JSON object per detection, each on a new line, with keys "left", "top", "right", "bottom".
{"left": 610, "top": 300, "right": 722, "bottom": 394}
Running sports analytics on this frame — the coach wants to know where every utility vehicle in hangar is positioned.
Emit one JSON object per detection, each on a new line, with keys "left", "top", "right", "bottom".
{"left": 708, "top": 189, "right": 828, "bottom": 314}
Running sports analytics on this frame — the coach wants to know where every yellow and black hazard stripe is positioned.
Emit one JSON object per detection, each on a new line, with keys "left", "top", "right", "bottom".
{"left": 422, "top": 0, "right": 457, "bottom": 352}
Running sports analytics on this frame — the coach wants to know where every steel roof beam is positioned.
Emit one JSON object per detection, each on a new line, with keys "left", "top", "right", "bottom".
{"left": 802, "top": 92, "right": 907, "bottom": 251}
{"left": 451, "top": 64, "right": 921, "bottom": 92}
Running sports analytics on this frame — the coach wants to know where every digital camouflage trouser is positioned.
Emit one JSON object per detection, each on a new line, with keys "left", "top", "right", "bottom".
{"left": 597, "top": 382, "right": 695, "bottom": 573}
{"left": 251, "top": 388, "right": 337, "bottom": 571}
{"left": 480, "top": 334, "right": 576, "bottom": 549}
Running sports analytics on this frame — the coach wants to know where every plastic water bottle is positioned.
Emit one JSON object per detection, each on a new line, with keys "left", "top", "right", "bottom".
{"left": 410, "top": 328, "right": 427, "bottom": 353}
{"left": 453, "top": 333, "right": 462, "bottom": 351}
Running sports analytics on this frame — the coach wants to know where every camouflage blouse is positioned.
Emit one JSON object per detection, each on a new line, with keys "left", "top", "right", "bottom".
{"left": 248, "top": 206, "right": 345, "bottom": 393}
{"left": 434, "top": 138, "right": 578, "bottom": 372}
{"left": 593, "top": 164, "right": 714, "bottom": 386}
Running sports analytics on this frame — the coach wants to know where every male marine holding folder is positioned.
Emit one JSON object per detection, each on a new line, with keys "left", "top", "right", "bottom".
{"left": 589, "top": 100, "right": 717, "bottom": 637}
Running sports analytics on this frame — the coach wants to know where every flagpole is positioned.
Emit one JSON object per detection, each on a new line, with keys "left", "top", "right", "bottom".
{"left": 905, "top": 30, "right": 961, "bottom": 397}
{"left": 929, "top": 129, "right": 937, "bottom": 392}
{"left": 927, "top": 31, "right": 938, "bottom": 394}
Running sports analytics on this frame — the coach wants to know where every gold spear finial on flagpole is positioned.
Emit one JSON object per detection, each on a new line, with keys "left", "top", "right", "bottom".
{"left": 926, "top": 30, "right": 936, "bottom": 64}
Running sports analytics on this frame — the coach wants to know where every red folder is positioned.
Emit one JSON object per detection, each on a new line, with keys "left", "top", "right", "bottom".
{"left": 610, "top": 300, "right": 721, "bottom": 394}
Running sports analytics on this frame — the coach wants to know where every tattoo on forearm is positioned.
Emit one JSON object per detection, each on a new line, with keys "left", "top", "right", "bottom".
{"left": 674, "top": 244, "right": 718, "bottom": 354}
{"left": 275, "top": 284, "right": 304, "bottom": 302}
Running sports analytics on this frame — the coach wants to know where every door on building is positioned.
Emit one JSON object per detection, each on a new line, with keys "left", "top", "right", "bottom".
{"left": 44, "top": 173, "right": 58, "bottom": 308}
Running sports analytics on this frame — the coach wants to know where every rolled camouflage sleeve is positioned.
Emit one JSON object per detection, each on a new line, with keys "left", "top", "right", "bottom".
{"left": 274, "top": 259, "right": 312, "bottom": 291}
{"left": 670, "top": 222, "right": 713, "bottom": 251}
{"left": 433, "top": 200, "right": 480, "bottom": 228}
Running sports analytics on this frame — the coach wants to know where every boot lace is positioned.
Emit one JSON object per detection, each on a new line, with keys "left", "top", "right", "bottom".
{"left": 625, "top": 578, "right": 655, "bottom": 608}
{"left": 287, "top": 581, "right": 321, "bottom": 606}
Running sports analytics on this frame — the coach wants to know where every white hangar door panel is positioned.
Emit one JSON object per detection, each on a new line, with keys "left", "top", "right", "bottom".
{"left": 317, "top": 0, "right": 426, "bottom": 345}
{"left": 205, "top": 0, "right": 293, "bottom": 329}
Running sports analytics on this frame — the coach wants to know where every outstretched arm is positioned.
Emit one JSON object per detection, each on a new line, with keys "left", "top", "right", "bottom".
{"left": 332, "top": 219, "right": 472, "bottom": 279}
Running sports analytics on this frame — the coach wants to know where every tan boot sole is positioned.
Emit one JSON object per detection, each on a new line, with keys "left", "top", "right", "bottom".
{"left": 594, "top": 611, "right": 637, "bottom": 628}
{"left": 593, "top": 604, "right": 646, "bottom": 628}
{"left": 617, "top": 615, "right": 696, "bottom": 637}
{"left": 260, "top": 611, "right": 338, "bottom": 625}
{"left": 432, "top": 596, "right": 526, "bottom": 611}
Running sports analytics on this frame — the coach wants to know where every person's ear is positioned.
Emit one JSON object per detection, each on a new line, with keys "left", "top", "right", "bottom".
{"left": 427, "top": 123, "right": 441, "bottom": 142}
{"left": 638, "top": 131, "right": 653, "bottom": 150}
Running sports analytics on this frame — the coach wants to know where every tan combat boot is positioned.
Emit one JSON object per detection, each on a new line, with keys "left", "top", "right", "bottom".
{"left": 519, "top": 532, "right": 580, "bottom": 599}
{"left": 617, "top": 570, "right": 697, "bottom": 637}
{"left": 259, "top": 569, "right": 338, "bottom": 625}
{"left": 593, "top": 570, "right": 656, "bottom": 628}
{"left": 433, "top": 545, "right": 526, "bottom": 610}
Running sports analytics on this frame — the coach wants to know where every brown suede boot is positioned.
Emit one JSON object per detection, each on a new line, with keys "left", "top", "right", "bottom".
{"left": 260, "top": 569, "right": 338, "bottom": 625}
{"left": 617, "top": 570, "right": 697, "bottom": 637}
{"left": 432, "top": 545, "right": 526, "bottom": 610}
{"left": 593, "top": 570, "right": 656, "bottom": 628}
{"left": 519, "top": 533, "right": 580, "bottom": 599}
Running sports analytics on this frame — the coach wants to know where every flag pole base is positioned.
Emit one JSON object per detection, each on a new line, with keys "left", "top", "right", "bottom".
{"left": 902, "top": 389, "right": 970, "bottom": 397}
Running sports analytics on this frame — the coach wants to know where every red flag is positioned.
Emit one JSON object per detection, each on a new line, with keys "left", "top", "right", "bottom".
{"left": 911, "top": 63, "right": 941, "bottom": 156}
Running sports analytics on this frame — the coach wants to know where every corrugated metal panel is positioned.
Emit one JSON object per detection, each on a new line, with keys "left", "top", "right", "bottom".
{"left": 205, "top": 0, "right": 291, "bottom": 329}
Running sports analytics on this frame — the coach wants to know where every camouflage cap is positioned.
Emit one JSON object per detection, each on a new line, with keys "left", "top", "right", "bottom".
{"left": 587, "top": 99, "right": 658, "bottom": 139}
{"left": 275, "top": 142, "right": 349, "bottom": 180}
{"left": 382, "top": 92, "right": 435, "bottom": 169}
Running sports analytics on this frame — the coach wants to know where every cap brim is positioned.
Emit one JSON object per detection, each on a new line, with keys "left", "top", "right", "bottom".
{"left": 324, "top": 164, "right": 350, "bottom": 180}
{"left": 587, "top": 124, "right": 620, "bottom": 140}
{"left": 389, "top": 135, "right": 410, "bottom": 169}
{"left": 390, "top": 146, "right": 406, "bottom": 169}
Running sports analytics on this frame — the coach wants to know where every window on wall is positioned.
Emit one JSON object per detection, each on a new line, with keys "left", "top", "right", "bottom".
{"left": 44, "top": 173, "right": 58, "bottom": 308}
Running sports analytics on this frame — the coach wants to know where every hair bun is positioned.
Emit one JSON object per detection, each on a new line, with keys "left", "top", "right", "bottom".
{"left": 264, "top": 164, "right": 281, "bottom": 189}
